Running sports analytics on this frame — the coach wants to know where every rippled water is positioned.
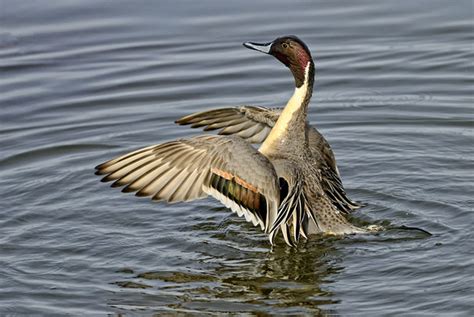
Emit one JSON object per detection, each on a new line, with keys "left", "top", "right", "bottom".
{"left": 1, "top": 0, "right": 473, "bottom": 315}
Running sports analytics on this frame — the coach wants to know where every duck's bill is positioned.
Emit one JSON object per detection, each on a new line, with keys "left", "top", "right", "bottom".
{"left": 243, "top": 41, "right": 273, "bottom": 54}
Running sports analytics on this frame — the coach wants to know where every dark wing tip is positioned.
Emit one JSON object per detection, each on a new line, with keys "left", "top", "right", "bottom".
{"left": 95, "top": 163, "right": 105, "bottom": 172}
{"left": 110, "top": 180, "right": 124, "bottom": 187}
{"left": 121, "top": 185, "right": 137, "bottom": 193}
{"left": 203, "top": 125, "right": 219, "bottom": 131}
{"left": 175, "top": 114, "right": 193, "bottom": 125}
{"left": 175, "top": 112, "right": 207, "bottom": 125}
{"left": 95, "top": 161, "right": 112, "bottom": 174}
{"left": 100, "top": 175, "right": 112, "bottom": 182}
{"left": 135, "top": 190, "right": 151, "bottom": 197}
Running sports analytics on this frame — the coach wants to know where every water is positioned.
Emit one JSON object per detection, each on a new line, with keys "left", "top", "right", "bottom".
{"left": 1, "top": 0, "right": 473, "bottom": 315}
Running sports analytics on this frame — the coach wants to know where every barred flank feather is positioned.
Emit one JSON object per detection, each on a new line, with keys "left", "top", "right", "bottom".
{"left": 269, "top": 177, "right": 307, "bottom": 246}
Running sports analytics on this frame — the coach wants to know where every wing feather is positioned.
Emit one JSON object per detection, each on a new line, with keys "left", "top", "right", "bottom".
{"left": 176, "top": 106, "right": 363, "bottom": 213}
{"left": 95, "top": 135, "right": 280, "bottom": 232}
{"left": 176, "top": 106, "right": 279, "bottom": 144}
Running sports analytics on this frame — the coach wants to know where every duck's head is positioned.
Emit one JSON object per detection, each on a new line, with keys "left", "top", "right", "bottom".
{"left": 243, "top": 35, "right": 314, "bottom": 88}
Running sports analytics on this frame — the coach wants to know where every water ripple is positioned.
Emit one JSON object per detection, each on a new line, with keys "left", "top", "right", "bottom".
{"left": 0, "top": 0, "right": 473, "bottom": 315}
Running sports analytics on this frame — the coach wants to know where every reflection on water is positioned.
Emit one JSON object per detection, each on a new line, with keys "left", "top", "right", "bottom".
{"left": 111, "top": 237, "right": 342, "bottom": 314}
{"left": 107, "top": 214, "right": 435, "bottom": 314}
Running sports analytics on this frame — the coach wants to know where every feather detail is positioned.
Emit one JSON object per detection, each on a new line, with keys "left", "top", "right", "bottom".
{"left": 95, "top": 135, "right": 280, "bottom": 233}
{"left": 176, "top": 106, "right": 364, "bottom": 214}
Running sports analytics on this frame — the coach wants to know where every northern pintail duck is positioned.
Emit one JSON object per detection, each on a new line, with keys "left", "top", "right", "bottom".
{"left": 95, "top": 35, "right": 367, "bottom": 246}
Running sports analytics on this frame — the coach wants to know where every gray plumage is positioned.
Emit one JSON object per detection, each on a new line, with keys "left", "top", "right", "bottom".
{"left": 96, "top": 135, "right": 280, "bottom": 232}
{"left": 95, "top": 35, "right": 367, "bottom": 246}
{"left": 176, "top": 105, "right": 363, "bottom": 214}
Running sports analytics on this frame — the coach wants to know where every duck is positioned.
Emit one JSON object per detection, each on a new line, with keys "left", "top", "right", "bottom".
{"left": 95, "top": 35, "right": 367, "bottom": 247}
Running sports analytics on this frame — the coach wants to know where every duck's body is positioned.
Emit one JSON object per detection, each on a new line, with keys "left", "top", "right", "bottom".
{"left": 176, "top": 105, "right": 351, "bottom": 205}
{"left": 96, "top": 36, "right": 366, "bottom": 246}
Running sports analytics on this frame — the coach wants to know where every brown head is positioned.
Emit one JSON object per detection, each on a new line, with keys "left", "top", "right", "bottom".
{"left": 243, "top": 35, "right": 314, "bottom": 88}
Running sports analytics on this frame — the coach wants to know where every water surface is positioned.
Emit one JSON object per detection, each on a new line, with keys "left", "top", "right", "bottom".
{"left": 1, "top": 0, "right": 473, "bottom": 315}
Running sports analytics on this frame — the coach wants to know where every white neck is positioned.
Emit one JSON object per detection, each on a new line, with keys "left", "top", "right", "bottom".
{"left": 259, "top": 63, "right": 311, "bottom": 154}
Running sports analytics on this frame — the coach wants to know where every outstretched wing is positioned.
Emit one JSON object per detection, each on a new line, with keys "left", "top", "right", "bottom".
{"left": 95, "top": 135, "right": 280, "bottom": 232}
{"left": 175, "top": 106, "right": 280, "bottom": 143}
{"left": 176, "top": 106, "right": 363, "bottom": 212}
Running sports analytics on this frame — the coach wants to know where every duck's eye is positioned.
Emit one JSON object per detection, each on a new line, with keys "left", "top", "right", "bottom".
{"left": 282, "top": 43, "right": 289, "bottom": 49}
